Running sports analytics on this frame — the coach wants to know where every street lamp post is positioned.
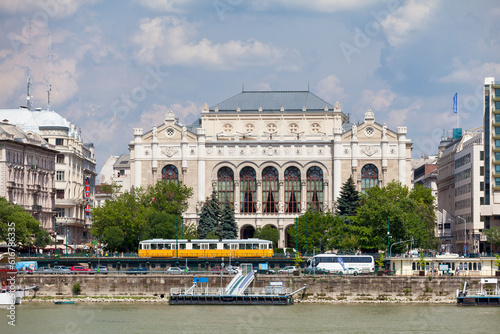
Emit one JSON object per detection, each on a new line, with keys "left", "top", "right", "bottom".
{"left": 53, "top": 214, "right": 57, "bottom": 258}
{"left": 295, "top": 217, "right": 298, "bottom": 253}
{"left": 306, "top": 216, "right": 308, "bottom": 256}
{"left": 387, "top": 217, "right": 390, "bottom": 256}
{"left": 65, "top": 221, "right": 68, "bottom": 256}
{"left": 457, "top": 216, "right": 467, "bottom": 256}
{"left": 175, "top": 217, "right": 179, "bottom": 262}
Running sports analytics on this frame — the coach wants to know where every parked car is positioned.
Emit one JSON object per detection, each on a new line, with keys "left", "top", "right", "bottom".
{"left": 17, "top": 267, "right": 34, "bottom": 274}
{"left": 92, "top": 266, "right": 109, "bottom": 274}
{"left": 70, "top": 266, "right": 93, "bottom": 274}
{"left": 126, "top": 267, "right": 148, "bottom": 274}
{"left": 52, "top": 266, "right": 71, "bottom": 274}
{"left": 177, "top": 266, "right": 190, "bottom": 274}
{"left": 278, "top": 266, "right": 297, "bottom": 274}
{"left": 304, "top": 267, "right": 329, "bottom": 275}
{"left": 343, "top": 267, "right": 362, "bottom": 276}
{"left": 36, "top": 266, "right": 53, "bottom": 274}
{"left": 166, "top": 267, "right": 183, "bottom": 275}
{"left": 210, "top": 266, "right": 226, "bottom": 273}
{"left": 226, "top": 265, "right": 239, "bottom": 274}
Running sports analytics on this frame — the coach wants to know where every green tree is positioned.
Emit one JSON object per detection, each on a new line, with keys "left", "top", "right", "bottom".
{"left": 33, "top": 229, "right": 51, "bottom": 249}
{"left": 143, "top": 181, "right": 193, "bottom": 215}
{"left": 91, "top": 180, "right": 194, "bottom": 252}
{"left": 219, "top": 204, "right": 238, "bottom": 239}
{"left": 102, "top": 226, "right": 125, "bottom": 252}
{"left": 98, "top": 182, "right": 122, "bottom": 200}
{"left": 141, "top": 211, "right": 177, "bottom": 240}
{"left": 254, "top": 225, "right": 279, "bottom": 248}
{"left": 197, "top": 190, "right": 221, "bottom": 239}
{"left": 336, "top": 175, "right": 361, "bottom": 217}
{"left": 483, "top": 226, "right": 500, "bottom": 247}
{"left": 0, "top": 197, "right": 49, "bottom": 247}
{"left": 355, "top": 181, "right": 438, "bottom": 253}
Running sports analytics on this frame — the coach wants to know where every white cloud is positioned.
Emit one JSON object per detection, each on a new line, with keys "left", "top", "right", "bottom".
{"left": 439, "top": 58, "right": 500, "bottom": 84}
{"left": 255, "top": 0, "right": 378, "bottom": 12}
{"left": 316, "top": 75, "right": 346, "bottom": 102}
{"left": 0, "top": 0, "right": 97, "bottom": 18}
{"left": 133, "top": 0, "right": 192, "bottom": 12}
{"left": 359, "top": 89, "right": 396, "bottom": 111}
{"left": 132, "top": 16, "right": 289, "bottom": 69}
{"left": 380, "top": 0, "right": 438, "bottom": 46}
{"left": 132, "top": 102, "right": 200, "bottom": 129}
{"left": 387, "top": 101, "right": 422, "bottom": 127}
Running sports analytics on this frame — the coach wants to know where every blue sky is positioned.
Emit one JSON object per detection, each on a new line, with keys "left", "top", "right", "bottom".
{"left": 1, "top": 0, "right": 499, "bottom": 171}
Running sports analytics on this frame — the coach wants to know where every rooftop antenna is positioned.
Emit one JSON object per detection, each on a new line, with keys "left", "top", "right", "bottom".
{"left": 307, "top": 82, "right": 309, "bottom": 91}
{"left": 242, "top": 82, "right": 244, "bottom": 92}
{"left": 46, "top": 30, "right": 52, "bottom": 111}
{"left": 26, "top": 20, "right": 33, "bottom": 111}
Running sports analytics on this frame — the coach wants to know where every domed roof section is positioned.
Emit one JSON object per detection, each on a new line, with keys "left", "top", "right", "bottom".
{"left": 34, "top": 110, "right": 69, "bottom": 130}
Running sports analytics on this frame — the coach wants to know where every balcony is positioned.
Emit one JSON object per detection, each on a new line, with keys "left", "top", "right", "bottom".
{"left": 31, "top": 205, "right": 42, "bottom": 212}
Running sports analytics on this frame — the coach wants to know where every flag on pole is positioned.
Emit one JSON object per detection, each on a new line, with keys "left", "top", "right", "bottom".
{"left": 453, "top": 93, "right": 458, "bottom": 113}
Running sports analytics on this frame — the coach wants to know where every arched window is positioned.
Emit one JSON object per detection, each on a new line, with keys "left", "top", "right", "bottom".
{"left": 361, "top": 164, "right": 378, "bottom": 193}
{"left": 218, "top": 167, "right": 234, "bottom": 210}
{"left": 240, "top": 167, "right": 256, "bottom": 213}
{"left": 307, "top": 167, "right": 323, "bottom": 211}
{"left": 262, "top": 166, "right": 279, "bottom": 213}
{"left": 162, "top": 164, "right": 179, "bottom": 183}
{"left": 285, "top": 166, "right": 301, "bottom": 213}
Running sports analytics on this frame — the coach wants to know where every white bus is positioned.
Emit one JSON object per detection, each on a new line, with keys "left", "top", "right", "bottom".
{"left": 307, "top": 254, "right": 375, "bottom": 273}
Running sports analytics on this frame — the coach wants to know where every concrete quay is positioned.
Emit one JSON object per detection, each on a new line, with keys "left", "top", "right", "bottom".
{"left": 16, "top": 274, "right": 472, "bottom": 303}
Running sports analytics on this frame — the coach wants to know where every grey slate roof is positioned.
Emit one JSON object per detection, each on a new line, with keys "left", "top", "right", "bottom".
{"left": 210, "top": 91, "right": 335, "bottom": 112}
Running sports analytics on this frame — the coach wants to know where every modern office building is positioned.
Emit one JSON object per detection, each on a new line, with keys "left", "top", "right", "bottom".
{"left": 128, "top": 90, "right": 413, "bottom": 247}
{"left": 437, "top": 130, "right": 486, "bottom": 253}
{"left": 481, "top": 77, "right": 500, "bottom": 252}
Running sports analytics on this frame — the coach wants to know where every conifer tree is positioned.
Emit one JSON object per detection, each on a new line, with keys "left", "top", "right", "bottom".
{"left": 219, "top": 203, "right": 238, "bottom": 239}
{"left": 197, "top": 190, "right": 221, "bottom": 239}
{"left": 336, "top": 175, "right": 361, "bottom": 217}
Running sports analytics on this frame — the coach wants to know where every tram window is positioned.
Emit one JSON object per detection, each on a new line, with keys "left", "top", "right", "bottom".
{"left": 201, "top": 244, "right": 209, "bottom": 250}
{"left": 239, "top": 244, "right": 245, "bottom": 250}
{"left": 180, "top": 244, "right": 186, "bottom": 250}
{"left": 209, "top": 243, "right": 216, "bottom": 250}
{"left": 246, "top": 244, "right": 252, "bottom": 250}
{"left": 158, "top": 244, "right": 163, "bottom": 250}
{"left": 193, "top": 243, "right": 200, "bottom": 250}
{"left": 223, "top": 243, "right": 230, "bottom": 250}
{"left": 230, "top": 244, "right": 238, "bottom": 250}
{"left": 253, "top": 244, "right": 258, "bottom": 249}
{"left": 151, "top": 244, "right": 157, "bottom": 250}
{"left": 260, "top": 244, "right": 267, "bottom": 249}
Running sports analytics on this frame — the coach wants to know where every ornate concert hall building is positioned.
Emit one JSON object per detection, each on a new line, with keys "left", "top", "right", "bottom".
{"left": 129, "top": 90, "right": 412, "bottom": 247}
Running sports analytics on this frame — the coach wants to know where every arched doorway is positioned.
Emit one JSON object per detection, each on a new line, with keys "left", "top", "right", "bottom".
{"left": 240, "top": 225, "right": 255, "bottom": 239}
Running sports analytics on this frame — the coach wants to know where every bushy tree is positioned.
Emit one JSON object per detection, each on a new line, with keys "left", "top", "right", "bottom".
{"left": 0, "top": 196, "right": 50, "bottom": 248}
{"left": 219, "top": 204, "right": 237, "bottom": 239}
{"left": 336, "top": 175, "right": 361, "bottom": 217}
{"left": 484, "top": 226, "right": 500, "bottom": 247}
{"left": 254, "top": 225, "right": 279, "bottom": 248}
{"left": 355, "top": 181, "right": 438, "bottom": 253}
{"left": 91, "top": 180, "right": 194, "bottom": 252}
{"left": 197, "top": 190, "right": 221, "bottom": 239}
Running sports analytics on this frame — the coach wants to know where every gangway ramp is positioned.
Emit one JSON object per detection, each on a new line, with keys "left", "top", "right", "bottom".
{"left": 225, "top": 272, "right": 243, "bottom": 295}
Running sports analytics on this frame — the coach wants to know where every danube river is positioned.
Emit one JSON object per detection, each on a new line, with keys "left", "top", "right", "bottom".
{"left": 1, "top": 302, "right": 499, "bottom": 333}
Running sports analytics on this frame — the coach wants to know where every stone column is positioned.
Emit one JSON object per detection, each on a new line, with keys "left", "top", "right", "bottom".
{"left": 397, "top": 127, "right": 407, "bottom": 184}
{"left": 381, "top": 124, "right": 388, "bottom": 187}
{"left": 181, "top": 126, "right": 188, "bottom": 183}
{"left": 133, "top": 128, "right": 143, "bottom": 188}
{"left": 333, "top": 128, "right": 342, "bottom": 202}
{"left": 151, "top": 126, "right": 158, "bottom": 183}
{"left": 197, "top": 128, "right": 206, "bottom": 202}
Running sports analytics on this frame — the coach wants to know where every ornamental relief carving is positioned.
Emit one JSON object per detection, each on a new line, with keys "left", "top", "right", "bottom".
{"left": 360, "top": 145, "right": 379, "bottom": 157}
{"left": 161, "top": 146, "right": 179, "bottom": 157}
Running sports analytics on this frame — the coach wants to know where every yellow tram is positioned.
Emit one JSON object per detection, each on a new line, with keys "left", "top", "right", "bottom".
{"left": 138, "top": 238, "right": 274, "bottom": 258}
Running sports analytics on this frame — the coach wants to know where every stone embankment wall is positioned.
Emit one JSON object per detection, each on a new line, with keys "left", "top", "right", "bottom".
{"left": 17, "top": 274, "right": 473, "bottom": 303}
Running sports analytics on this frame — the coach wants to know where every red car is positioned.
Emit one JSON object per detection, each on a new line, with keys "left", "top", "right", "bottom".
{"left": 210, "top": 266, "right": 227, "bottom": 273}
{"left": 70, "top": 266, "right": 92, "bottom": 274}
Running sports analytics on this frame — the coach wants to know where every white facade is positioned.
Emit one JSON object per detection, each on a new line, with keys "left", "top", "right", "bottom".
{"left": 0, "top": 121, "right": 57, "bottom": 228}
{"left": 0, "top": 108, "right": 97, "bottom": 246}
{"left": 128, "top": 90, "right": 413, "bottom": 247}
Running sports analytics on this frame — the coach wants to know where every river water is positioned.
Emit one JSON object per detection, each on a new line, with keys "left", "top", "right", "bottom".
{"left": 1, "top": 302, "right": 499, "bottom": 334}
